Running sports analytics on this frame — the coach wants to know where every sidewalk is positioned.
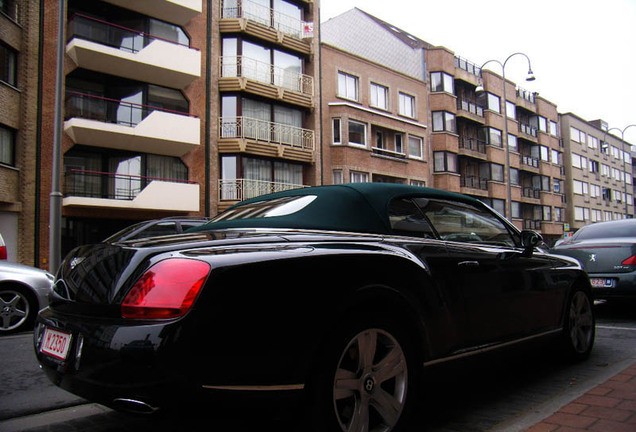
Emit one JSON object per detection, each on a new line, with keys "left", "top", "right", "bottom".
{"left": 525, "top": 361, "right": 636, "bottom": 432}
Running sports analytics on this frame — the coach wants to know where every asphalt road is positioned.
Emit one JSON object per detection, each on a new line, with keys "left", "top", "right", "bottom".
{"left": 0, "top": 301, "right": 634, "bottom": 432}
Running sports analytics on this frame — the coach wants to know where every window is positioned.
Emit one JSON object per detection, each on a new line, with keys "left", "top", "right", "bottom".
{"left": 480, "top": 127, "right": 502, "bottom": 147}
{"left": 571, "top": 153, "right": 585, "bottom": 169}
{"left": 408, "top": 135, "right": 423, "bottom": 159}
{"left": 542, "top": 206, "right": 551, "bottom": 221}
{"left": 388, "top": 198, "right": 436, "bottom": 238}
{"left": 574, "top": 206, "right": 589, "bottom": 222}
{"left": 430, "top": 72, "right": 454, "bottom": 94}
{"left": 348, "top": 120, "right": 366, "bottom": 146}
{"left": 601, "top": 164, "right": 610, "bottom": 177}
{"left": 0, "top": 125, "right": 15, "bottom": 166}
{"left": 588, "top": 135, "right": 598, "bottom": 149}
{"left": 398, "top": 92, "right": 415, "bottom": 118}
{"left": 550, "top": 121, "right": 558, "bottom": 136}
{"left": 553, "top": 178, "right": 563, "bottom": 194}
{"left": 590, "top": 184, "right": 600, "bottom": 198}
{"left": 486, "top": 93, "right": 500, "bottom": 113}
{"left": 591, "top": 209, "right": 602, "bottom": 222}
{"left": 538, "top": 116, "right": 548, "bottom": 133}
{"left": 432, "top": 111, "right": 456, "bottom": 133}
{"left": 551, "top": 149, "right": 562, "bottom": 165}
{"left": 507, "top": 134, "right": 518, "bottom": 152}
{"left": 350, "top": 171, "right": 369, "bottom": 183}
{"left": 332, "top": 118, "right": 341, "bottom": 144}
{"left": 570, "top": 127, "right": 586, "bottom": 144}
{"left": 370, "top": 83, "right": 389, "bottom": 110}
{"left": 540, "top": 146, "right": 549, "bottom": 162}
{"left": 480, "top": 163, "right": 504, "bottom": 182}
{"left": 510, "top": 168, "right": 519, "bottom": 185}
{"left": 333, "top": 170, "right": 343, "bottom": 184}
{"left": 0, "top": 42, "right": 17, "bottom": 87}
{"left": 573, "top": 180, "right": 589, "bottom": 195}
{"left": 338, "top": 71, "right": 358, "bottom": 101}
{"left": 395, "top": 134, "right": 404, "bottom": 154}
{"left": 415, "top": 198, "right": 515, "bottom": 247}
{"left": 434, "top": 151, "right": 457, "bottom": 172}
{"left": 506, "top": 101, "right": 516, "bottom": 119}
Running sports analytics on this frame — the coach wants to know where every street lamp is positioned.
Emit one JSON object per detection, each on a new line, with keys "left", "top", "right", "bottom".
{"left": 602, "top": 124, "right": 636, "bottom": 218}
{"left": 475, "top": 52, "right": 535, "bottom": 223}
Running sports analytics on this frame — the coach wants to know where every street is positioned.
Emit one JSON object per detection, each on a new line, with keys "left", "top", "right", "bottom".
{"left": 1, "top": 301, "right": 634, "bottom": 432}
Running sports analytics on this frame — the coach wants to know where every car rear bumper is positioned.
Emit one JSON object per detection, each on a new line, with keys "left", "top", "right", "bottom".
{"left": 589, "top": 271, "right": 636, "bottom": 299}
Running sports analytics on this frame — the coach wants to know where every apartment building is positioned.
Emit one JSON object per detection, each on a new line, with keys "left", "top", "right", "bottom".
{"left": 321, "top": 10, "right": 430, "bottom": 186}
{"left": 321, "top": 8, "right": 565, "bottom": 243}
{"left": 0, "top": 1, "right": 40, "bottom": 263}
{"left": 216, "top": 0, "right": 321, "bottom": 211}
{"left": 560, "top": 113, "right": 633, "bottom": 233}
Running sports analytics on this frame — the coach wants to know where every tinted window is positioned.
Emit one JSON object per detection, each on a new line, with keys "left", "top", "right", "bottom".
{"left": 388, "top": 198, "right": 435, "bottom": 238}
{"left": 572, "top": 222, "right": 636, "bottom": 240}
{"left": 415, "top": 199, "right": 515, "bottom": 247}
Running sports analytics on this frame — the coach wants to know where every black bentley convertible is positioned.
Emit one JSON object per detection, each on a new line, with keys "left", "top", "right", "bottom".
{"left": 35, "top": 183, "right": 595, "bottom": 431}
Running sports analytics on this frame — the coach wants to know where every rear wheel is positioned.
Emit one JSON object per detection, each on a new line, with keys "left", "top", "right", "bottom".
{"left": 563, "top": 289, "right": 595, "bottom": 361}
{"left": 307, "top": 314, "right": 420, "bottom": 432}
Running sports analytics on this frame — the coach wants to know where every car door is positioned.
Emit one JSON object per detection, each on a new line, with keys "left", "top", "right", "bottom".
{"left": 415, "top": 198, "right": 558, "bottom": 347}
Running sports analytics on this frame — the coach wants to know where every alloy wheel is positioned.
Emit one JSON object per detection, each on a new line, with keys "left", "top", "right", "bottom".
{"left": 568, "top": 291, "right": 594, "bottom": 354}
{"left": 0, "top": 289, "right": 30, "bottom": 332}
{"left": 333, "top": 328, "right": 408, "bottom": 432}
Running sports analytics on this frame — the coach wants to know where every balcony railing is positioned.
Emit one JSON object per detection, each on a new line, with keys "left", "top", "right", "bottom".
{"left": 459, "top": 137, "right": 487, "bottom": 154}
{"left": 220, "top": 0, "right": 310, "bottom": 39}
{"left": 65, "top": 92, "right": 192, "bottom": 127}
{"left": 522, "top": 187, "right": 541, "bottom": 199}
{"left": 523, "top": 219, "right": 542, "bottom": 230}
{"left": 219, "top": 178, "right": 305, "bottom": 201}
{"left": 520, "top": 155, "right": 540, "bottom": 168}
{"left": 457, "top": 99, "right": 484, "bottom": 117}
{"left": 220, "top": 56, "right": 314, "bottom": 96}
{"left": 454, "top": 56, "right": 481, "bottom": 77}
{"left": 517, "top": 87, "right": 535, "bottom": 103}
{"left": 219, "top": 116, "right": 314, "bottom": 150}
{"left": 460, "top": 175, "right": 488, "bottom": 190}
{"left": 519, "top": 123, "right": 538, "bottom": 137}
{"left": 67, "top": 13, "right": 194, "bottom": 54}
{"left": 64, "top": 169, "right": 195, "bottom": 201}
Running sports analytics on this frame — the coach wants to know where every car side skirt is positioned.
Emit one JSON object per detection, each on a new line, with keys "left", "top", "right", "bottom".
{"left": 422, "top": 328, "right": 562, "bottom": 367}
{"left": 202, "top": 384, "right": 305, "bottom": 391}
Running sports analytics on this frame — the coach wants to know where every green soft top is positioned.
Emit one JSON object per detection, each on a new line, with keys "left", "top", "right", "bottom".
{"left": 191, "top": 183, "right": 482, "bottom": 235}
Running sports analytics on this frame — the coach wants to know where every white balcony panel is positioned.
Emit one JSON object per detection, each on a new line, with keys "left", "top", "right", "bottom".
{"left": 103, "top": 0, "right": 202, "bottom": 26}
{"left": 64, "top": 111, "right": 200, "bottom": 157}
{"left": 66, "top": 39, "right": 201, "bottom": 89}
{"left": 64, "top": 182, "right": 200, "bottom": 212}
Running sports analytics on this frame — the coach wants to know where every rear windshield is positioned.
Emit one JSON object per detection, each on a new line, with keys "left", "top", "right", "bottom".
{"left": 211, "top": 195, "right": 317, "bottom": 222}
{"left": 573, "top": 222, "right": 636, "bottom": 240}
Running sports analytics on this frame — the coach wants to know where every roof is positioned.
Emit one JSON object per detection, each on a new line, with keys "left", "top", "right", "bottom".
{"left": 193, "top": 183, "right": 482, "bottom": 235}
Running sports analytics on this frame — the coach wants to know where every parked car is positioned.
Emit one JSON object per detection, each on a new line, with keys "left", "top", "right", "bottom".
{"left": 1, "top": 261, "right": 54, "bottom": 334}
{"left": 34, "top": 183, "right": 595, "bottom": 431}
{"left": 551, "top": 218, "right": 636, "bottom": 301}
{"left": 103, "top": 216, "right": 210, "bottom": 243}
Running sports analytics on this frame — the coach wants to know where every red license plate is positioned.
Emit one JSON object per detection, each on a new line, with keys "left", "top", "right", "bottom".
{"left": 41, "top": 328, "right": 72, "bottom": 360}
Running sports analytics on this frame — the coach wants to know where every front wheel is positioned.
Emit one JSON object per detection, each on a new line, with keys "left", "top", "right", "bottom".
{"left": 306, "top": 315, "right": 420, "bottom": 432}
{"left": 0, "top": 287, "right": 35, "bottom": 334}
{"left": 562, "top": 289, "right": 595, "bottom": 361}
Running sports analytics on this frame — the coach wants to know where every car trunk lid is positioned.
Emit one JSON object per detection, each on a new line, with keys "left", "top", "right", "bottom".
{"left": 555, "top": 240, "right": 636, "bottom": 274}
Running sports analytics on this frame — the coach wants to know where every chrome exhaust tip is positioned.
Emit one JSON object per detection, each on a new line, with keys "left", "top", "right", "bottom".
{"left": 112, "top": 398, "right": 159, "bottom": 414}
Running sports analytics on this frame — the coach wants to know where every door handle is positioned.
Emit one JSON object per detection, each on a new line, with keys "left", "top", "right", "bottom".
{"left": 458, "top": 260, "right": 480, "bottom": 268}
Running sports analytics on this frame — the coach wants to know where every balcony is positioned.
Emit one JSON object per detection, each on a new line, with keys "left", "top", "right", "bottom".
{"left": 522, "top": 187, "right": 541, "bottom": 199}
{"left": 219, "top": 56, "right": 314, "bottom": 108}
{"left": 64, "top": 92, "right": 200, "bottom": 157}
{"left": 459, "top": 137, "right": 487, "bottom": 157}
{"left": 218, "top": 117, "right": 314, "bottom": 163}
{"left": 518, "top": 123, "right": 538, "bottom": 140}
{"left": 520, "top": 154, "right": 540, "bottom": 171}
{"left": 63, "top": 170, "right": 200, "bottom": 212}
{"left": 456, "top": 99, "right": 484, "bottom": 122}
{"left": 219, "top": 0, "right": 313, "bottom": 55}
{"left": 103, "top": 0, "right": 202, "bottom": 26}
{"left": 460, "top": 175, "right": 488, "bottom": 191}
{"left": 66, "top": 14, "right": 200, "bottom": 89}
{"left": 219, "top": 178, "right": 306, "bottom": 202}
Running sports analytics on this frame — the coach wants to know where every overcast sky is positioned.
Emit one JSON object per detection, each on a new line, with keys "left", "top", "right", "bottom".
{"left": 319, "top": 0, "right": 636, "bottom": 144}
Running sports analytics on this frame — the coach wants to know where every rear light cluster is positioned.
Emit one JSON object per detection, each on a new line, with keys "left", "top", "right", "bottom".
{"left": 622, "top": 256, "right": 636, "bottom": 266}
{"left": 122, "top": 259, "right": 211, "bottom": 319}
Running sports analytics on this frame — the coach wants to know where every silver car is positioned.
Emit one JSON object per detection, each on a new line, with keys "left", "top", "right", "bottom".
{"left": 0, "top": 261, "right": 54, "bottom": 334}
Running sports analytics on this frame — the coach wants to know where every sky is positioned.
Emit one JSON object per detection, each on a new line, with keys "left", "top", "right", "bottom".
{"left": 319, "top": 0, "right": 636, "bottom": 145}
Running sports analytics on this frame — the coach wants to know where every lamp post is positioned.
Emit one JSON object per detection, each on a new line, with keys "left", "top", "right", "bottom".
{"left": 475, "top": 53, "right": 535, "bottom": 222}
{"left": 603, "top": 124, "right": 636, "bottom": 218}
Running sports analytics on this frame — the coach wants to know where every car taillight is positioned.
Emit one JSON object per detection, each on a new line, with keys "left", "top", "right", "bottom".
{"left": 0, "top": 246, "right": 6, "bottom": 260}
{"left": 122, "top": 259, "right": 211, "bottom": 319}
{"left": 621, "top": 255, "right": 636, "bottom": 266}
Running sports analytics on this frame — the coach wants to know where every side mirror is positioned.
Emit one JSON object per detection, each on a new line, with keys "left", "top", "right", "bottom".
{"left": 520, "top": 230, "right": 543, "bottom": 257}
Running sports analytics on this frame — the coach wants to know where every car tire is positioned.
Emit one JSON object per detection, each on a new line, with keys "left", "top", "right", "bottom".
{"left": 305, "top": 312, "right": 421, "bottom": 432}
{"left": 0, "top": 285, "right": 36, "bottom": 334}
{"left": 562, "top": 288, "right": 595, "bottom": 361}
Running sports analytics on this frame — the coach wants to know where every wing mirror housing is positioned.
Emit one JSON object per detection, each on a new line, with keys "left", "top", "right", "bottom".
{"left": 520, "top": 230, "right": 543, "bottom": 257}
